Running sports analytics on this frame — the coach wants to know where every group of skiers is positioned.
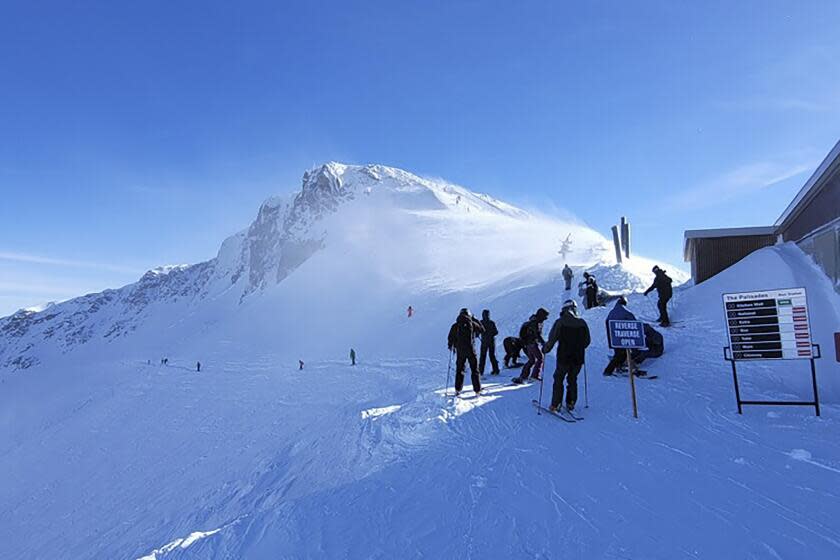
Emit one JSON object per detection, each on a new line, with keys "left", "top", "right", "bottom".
{"left": 446, "top": 265, "right": 672, "bottom": 415}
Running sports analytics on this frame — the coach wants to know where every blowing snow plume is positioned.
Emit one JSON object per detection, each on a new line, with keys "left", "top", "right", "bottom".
{"left": 0, "top": 162, "right": 679, "bottom": 368}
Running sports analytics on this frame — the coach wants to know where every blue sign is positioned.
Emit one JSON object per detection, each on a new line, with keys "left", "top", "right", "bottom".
{"left": 608, "top": 320, "right": 646, "bottom": 349}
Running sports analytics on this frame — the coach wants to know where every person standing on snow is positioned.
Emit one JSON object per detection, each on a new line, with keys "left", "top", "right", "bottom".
{"left": 478, "top": 309, "right": 501, "bottom": 376}
{"left": 644, "top": 265, "right": 673, "bottom": 327}
{"left": 512, "top": 308, "right": 550, "bottom": 384}
{"left": 543, "top": 300, "right": 590, "bottom": 413}
{"left": 196, "top": 361, "right": 201, "bottom": 372}
{"left": 407, "top": 305, "right": 413, "bottom": 318}
{"left": 562, "top": 264, "right": 574, "bottom": 291}
{"left": 350, "top": 348, "right": 356, "bottom": 366}
{"left": 585, "top": 274, "right": 599, "bottom": 309}
{"left": 503, "top": 336, "right": 524, "bottom": 368}
{"left": 603, "top": 296, "right": 639, "bottom": 376}
{"left": 447, "top": 308, "right": 485, "bottom": 396}
{"left": 299, "top": 360, "right": 304, "bottom": 370}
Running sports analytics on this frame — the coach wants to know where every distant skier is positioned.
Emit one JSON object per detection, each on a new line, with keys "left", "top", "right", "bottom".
{"left": 350, "top": 348, "right": 356, "bottom": 366}
{"left": 503, "top": 336, "right": 524, "bottom": 368}
{"left": 562, "top": 264, "right": 573, "bottom": 291}
{"left": 478, "top": 309, "right": 501, "bottom": 376}
{"left": 163, "top": 358, "right": 169, "bottom": 366}
{"left": 543, "top": 300, "right": 590, "bottom": 413}
{"left": 644, "top": 265, "right": 673, "bottom": 327}
{"left": 512, "top": 307, "right": 549, "bottom": 384}
{"left": 196, "top": 361, "right": 201, "bottom": 372}
{"left": 603, "top": 296, "right": 640, "bottom": 376}
{"left": 407, "top": 305, "right": 413, "bottom": 318}
{"left": 299, "top": 360, "right": 304, "bottom": 370}
{"left": 447, "top": 308, "right": 485, "bottom": 396}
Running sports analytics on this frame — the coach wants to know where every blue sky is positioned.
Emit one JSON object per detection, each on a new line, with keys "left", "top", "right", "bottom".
{"left": 1, "top": 1, "right": 839, "bottom": 315}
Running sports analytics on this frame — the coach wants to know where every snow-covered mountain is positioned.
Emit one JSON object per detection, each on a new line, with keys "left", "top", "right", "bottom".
{"left": 0, "top": 162, "right": 681, "bottom": 371}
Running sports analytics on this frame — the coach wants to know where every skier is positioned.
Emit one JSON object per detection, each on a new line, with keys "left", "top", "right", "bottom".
{"left": 503, "top": 336, "right": 524, "bottom": 368}
{"left": 478, "top": 309, "right": 501, "bottom": 376}
{"left": 350, "top": 348, "right": 356, "bottom": 366}
{"left": 447, "top": 308, "right": 485, "bottom": 396}
{"left": 299, "top": 360, "right": 304, "bottom": 370}
{"left": 512, "top": 308, "right": 550, "bottom": 384}
{"left": 543, "top": 300, "right": 591, "bottom": 413}
{"left": 644, "top": 265, "right": 673, "bottom": 327}
{"left": 562, "top": 264, "right": 573, "bottom": 291}
{"left": 585, "top": 274, "right": 599, "bottom": 309}
{"left": 196, "top": 361, "right": 201, "bottom": 372}
{"left": 603, "top": 296, "right": 640, "bottom": 376}
{"left": 407, "top": 305, "right": 413, "bottom": 318}
{"left": 631, "top": 323, "right": 664, "bottom": 365}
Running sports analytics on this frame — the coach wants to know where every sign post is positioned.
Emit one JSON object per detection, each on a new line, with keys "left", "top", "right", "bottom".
{"left": 722, "top": 288, "right": 821, "bottom": 416}
{"left": 608, "top": 319, "right": 647, "bottom": 419}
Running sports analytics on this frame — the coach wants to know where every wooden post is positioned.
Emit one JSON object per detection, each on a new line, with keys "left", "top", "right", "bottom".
{"left": 611, "top": 225, "right": 623, "bottom": 264}
{"left": 620, "top": 217, "right": 627, "bottom": 254}
{"left": 623, "top": 221, "right": 631, "bottom": 259}
{"left": 627, "top": 351, "right": 638, "bottom": 418}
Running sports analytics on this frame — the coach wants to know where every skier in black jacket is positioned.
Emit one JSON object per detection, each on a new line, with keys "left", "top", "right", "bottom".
{"left": 503, "top": 336, "right": 524, "bottom": 368}
{"left": 644, "top": 265, "right": 673, "bottom": 327}
{"left": 512, "top": 307, "right": 550, "bottom": 384}
{"left": 478, "top": 309, "right": 501, "bottom": 375}
{"left": 447, "top": 308, "right": 485, "bottom": 395}
{"left": 585, "top": 275, "right": 599, "bottom": 309}
{"left": 543, "top": 300, "right": 591, "bottom": 413}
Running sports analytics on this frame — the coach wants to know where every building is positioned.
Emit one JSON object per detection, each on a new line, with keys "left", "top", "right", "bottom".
{"left": 684, "top": 140, "right": 840, "bottom": 291}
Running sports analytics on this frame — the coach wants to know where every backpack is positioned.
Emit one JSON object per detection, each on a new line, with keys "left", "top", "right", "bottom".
{"left": 518, "top": 321, "right": 530, "bottom": 341}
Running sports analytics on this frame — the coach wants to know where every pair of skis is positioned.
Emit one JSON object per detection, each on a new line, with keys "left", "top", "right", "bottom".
{"left": 532, "top": 399, "right": 584, "bottom": 423}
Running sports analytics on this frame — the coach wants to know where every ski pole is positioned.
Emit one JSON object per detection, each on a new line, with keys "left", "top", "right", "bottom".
{"left": 536, "top": 352, "right": 545, "bottom": 415}
{"left": 583, "top": 360, "right": 589, "bottom": 408}
{"left": 444, "top": 349, "right": 453, "bottom": 399}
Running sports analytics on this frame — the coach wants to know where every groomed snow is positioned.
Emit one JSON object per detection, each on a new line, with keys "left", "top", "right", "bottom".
{"left": 1, "top": 241, "right": 839, "bottom": 559}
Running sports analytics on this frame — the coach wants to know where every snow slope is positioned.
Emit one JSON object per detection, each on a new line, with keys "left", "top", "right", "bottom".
{"left": 1, "top": 236, "right": 839, "bottom": 559}
{"left": 0, "top": 162, "right": 681, "bottom": 370}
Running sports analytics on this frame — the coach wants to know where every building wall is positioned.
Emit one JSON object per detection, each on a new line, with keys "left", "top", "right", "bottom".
{"left": 780, "top": 160, "right": 840, "bottom": 293}
{"left": 796, "top": 220, "right": 840, "bottom": 294}
{"left": 780, "top": 166, "right": 840, "bottom": 242}
{"left": 690, "top": 235, "right": 776, "bottom": 284}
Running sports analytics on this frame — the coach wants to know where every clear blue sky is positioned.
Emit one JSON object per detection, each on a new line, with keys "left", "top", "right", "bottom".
{"left": 2, "top": 1, "right": 839, "bottom": 315}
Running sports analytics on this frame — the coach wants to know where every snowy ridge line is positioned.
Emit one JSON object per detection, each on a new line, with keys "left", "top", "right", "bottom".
{"left": 135, "top": 518, "right": 243, "bottom": 560}
{"left": 0, "top": 160, "right": 685, "bottom": 372}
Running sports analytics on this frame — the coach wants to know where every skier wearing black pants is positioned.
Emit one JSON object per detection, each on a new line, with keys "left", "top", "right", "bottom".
{"left": 478, "top": 309, "right": 500, "bottom": 375}
{"left": 503, "top": 336, "right": 524, "bottom": 367}
{"left": 544, "top": 300, "right": 591, "bottom": 413}
{"left": 644, "top": 265, "right": 673, "bottom": 327}
{"left": 447, "top": 308, "right": 485, "bottom": 396}
{"left": 603, "top": 296, "right": 639, "bottom": 376}
{"left": 562, "top": 264, "right": 573, "bottom": 291}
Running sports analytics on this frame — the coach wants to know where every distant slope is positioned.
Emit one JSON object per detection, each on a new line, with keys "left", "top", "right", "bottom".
{"left": 0, "top": 162, "right": 685, "bottom": 371}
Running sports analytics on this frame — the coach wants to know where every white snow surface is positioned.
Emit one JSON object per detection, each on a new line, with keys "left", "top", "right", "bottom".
{"left": 0, "top": 162, "right": 683, "bottom": 370}
{"left": 1, "top": 163, "right": 839, "bottom": 559}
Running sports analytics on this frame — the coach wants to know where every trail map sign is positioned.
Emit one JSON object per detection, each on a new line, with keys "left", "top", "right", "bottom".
{"left": 722, "top": 287, "right": 821, "bottom": 416}
{"left": 608, "top": 320, "right": 646, "bottom": 349}
{"left": 723, "top": 288, "right": 813, "bottom": 360}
